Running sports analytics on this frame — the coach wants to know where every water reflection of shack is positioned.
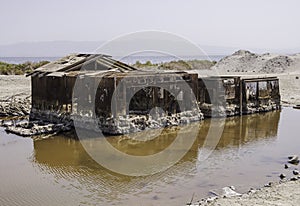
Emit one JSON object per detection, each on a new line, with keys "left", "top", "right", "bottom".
{"left": 33, "top": 109, "right": 281, "bottom": 176}
{"left": 32, "top": 108, "right": 281, "bottom": 205}
{"left": 216, "top": 110, "right": 280, "bottom": 148}
{"left": 27, "top": 54, "right": 281, "bottom": 135}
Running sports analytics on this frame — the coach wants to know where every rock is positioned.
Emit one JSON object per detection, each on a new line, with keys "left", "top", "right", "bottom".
{"left": 264, "top": 182, "right": 273, "bottom": 187}
{"left": 284, "top": 164, "right": 289, "bottom": 169}
{"left": 288, "top": 155, "right": 299, "bottom": 165}
{"left": 222, "top": 186, "right": 242, "bottom": 198}
{"left": 206, "top": 196, "right": 218, "bottom": 203}
{"left": 279, "top": 173, "right": 286, "bottom": 179}
{"left": 248, "top": 188, "right": 257, "bottom": 194}
{"left": 293, "top": 170, "right": 299, "bottom": 175}
{"left": 3, "top": 121, "right": 13, "bottom": 127}
{"left": 290, "top": 177, "right": 298, "bottom": 181}
{"left": 288, "top": 155, "right": 297, "bottom": 159}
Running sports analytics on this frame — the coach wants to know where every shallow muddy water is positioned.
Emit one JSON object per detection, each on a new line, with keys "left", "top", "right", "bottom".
{"left": 1, "top": 107, "right": 300, "bottom": 206}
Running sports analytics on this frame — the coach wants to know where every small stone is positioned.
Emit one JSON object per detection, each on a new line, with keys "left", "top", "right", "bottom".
{"left": 290, "top": 177, "right": 298, "bottom": 181}
{"left": 3, "top": 121, "right": 13, "bottom": 127}
{"left": 206, "top": 196, "right": 218, "bottom": 203}
{"left": 222, "top": 186, "right": 242, "bottom": 198}
{"left": 284, "top": 164, "right": 289, "bottom": 169}
{"left": 288, "top": 155, "right": 299, "bottom": 165}
{"left": 279, "top": 173, "right": 286, "bottom": 179}
{"left": 248, "top": 188, "right": 257, "bottom": 193}
{"left": 293, "top": 170, "right": 299, "bottom": 175}
{"left": 264, "top": 182, "right": 273, "bottom": 187}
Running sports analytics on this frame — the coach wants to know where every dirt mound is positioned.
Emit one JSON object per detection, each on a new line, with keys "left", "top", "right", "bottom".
{"left": 213, "top": 50, "right": 295, "bottom": 74}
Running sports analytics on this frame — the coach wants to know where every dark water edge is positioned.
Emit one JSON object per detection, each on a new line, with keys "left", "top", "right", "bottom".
{"left": 0, "top": 107, "right": 299, "bottom": 206}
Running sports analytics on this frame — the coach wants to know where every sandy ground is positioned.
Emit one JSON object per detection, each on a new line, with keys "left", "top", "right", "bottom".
{"left": 205, "top": 180, "right": 300, "bottom": 206}
{"left": 278, "top": 73, "right": 300, "bottom": 106}
{"left": 0, "top": 75, "right": 31, "bottom": 100}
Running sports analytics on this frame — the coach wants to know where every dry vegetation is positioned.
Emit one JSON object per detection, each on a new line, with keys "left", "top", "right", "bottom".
{"left": 132, "top": 59, "right": 217, "bottom": 70}
{"left": 0, "top": 61, "right": 49, "bottom": 75}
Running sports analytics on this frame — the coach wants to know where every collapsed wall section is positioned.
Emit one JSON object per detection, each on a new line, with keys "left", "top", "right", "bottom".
{"left": 30, "top": 71, "right": 204, "bottom": 135}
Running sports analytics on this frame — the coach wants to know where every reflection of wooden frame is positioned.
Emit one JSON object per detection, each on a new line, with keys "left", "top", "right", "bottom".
{"left": 258, "top": 81, "right": 270, "bottom": 99}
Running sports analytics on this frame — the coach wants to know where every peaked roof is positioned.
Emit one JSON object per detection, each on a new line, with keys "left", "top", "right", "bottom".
{"left": 27, "top": 53, "right": 137, "bottom": 77}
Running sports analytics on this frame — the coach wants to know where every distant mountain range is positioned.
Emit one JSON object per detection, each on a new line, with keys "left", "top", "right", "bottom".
{"left": 0, "top": 41, "right": 298, "bottom": 57}
{"left": 0, "top": 41, "right": 104, "bottom": 57}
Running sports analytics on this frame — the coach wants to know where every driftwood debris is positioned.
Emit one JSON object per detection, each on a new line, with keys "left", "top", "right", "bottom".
{"left": 4, "top": 120, "right": 72, "bottom": 137}
{"left": 0, "top": 94, "right": 31, "bottom": 117}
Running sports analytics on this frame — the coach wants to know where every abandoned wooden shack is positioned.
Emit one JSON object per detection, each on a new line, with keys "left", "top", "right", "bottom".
{"left": 198, "top": 75, "right": 281, "bottom": 117}
{"left": 25, "top": 54, "right": 281, "bottom": 135}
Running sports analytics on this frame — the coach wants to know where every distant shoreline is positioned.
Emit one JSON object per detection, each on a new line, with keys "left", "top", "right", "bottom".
{"left": 0, "top": 56, "right": 61, "bottom": 64}
{"left": 0, "top": 55, "right": 225, "bottom": 65}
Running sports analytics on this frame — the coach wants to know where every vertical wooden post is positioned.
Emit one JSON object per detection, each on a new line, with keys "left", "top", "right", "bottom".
{"left": 123, "top": 80, "right": 127, "bottom": 116}
{"left": 239, "top": 78, "right": 243, "bottom": 116}
{"left": 113, "top": 76, "right": 117, "bottom": 118}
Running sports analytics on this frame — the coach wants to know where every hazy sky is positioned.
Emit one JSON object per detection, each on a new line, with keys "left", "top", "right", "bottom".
{"left": 1, "top": 0, "right": 300, "bottom": 50}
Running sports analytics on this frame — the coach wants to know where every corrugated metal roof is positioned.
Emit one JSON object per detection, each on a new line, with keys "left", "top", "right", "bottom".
{"left": 27, "top": 53, "right": 137, "bottom": 77}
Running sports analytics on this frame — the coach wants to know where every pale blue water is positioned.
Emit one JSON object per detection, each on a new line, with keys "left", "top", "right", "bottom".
{"left": 0, "top": 57, "right": 60, "bottom": 64}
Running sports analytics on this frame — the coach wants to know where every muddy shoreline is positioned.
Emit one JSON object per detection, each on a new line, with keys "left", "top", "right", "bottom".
{"left": 189, "top": 153, "right": 300, "bottom": 206}
{"left": 189, "top": 179, "right": 300, "bottom": 206}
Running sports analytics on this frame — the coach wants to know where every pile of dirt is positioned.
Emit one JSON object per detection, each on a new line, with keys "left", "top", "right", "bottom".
{"left": 213, "top": 50, "right": 296, "bottom": 74}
